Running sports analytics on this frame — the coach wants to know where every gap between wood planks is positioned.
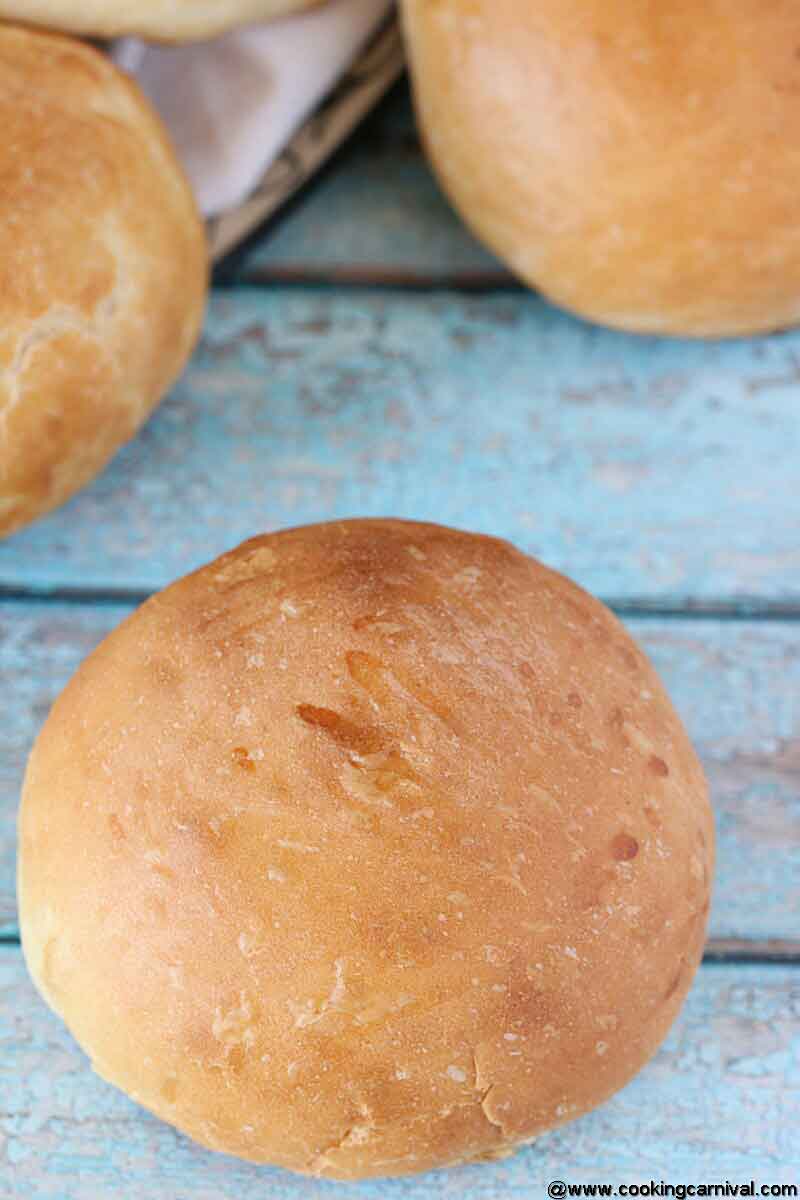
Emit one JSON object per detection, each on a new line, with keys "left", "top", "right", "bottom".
{"left": 0, "top": 932, "right": 797, "bottom": 962}
{"left": 2, "top": 584, "right": 800, "bottom": 621}
{"left": 213, "top": 267, "right": 517, "bottom": 292}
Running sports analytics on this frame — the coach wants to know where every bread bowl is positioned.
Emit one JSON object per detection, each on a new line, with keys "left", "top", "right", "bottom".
{"left": 19, "top": 519, "right": 713, "bottom": 1177}
{"left": 0, "top": 26, "right": 207, "bottom": 538}
{"left": 402, "top": 0, "right": 800, "bottom": 337}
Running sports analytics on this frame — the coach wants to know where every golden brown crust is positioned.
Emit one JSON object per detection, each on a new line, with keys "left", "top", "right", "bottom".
{"left": 0, "top": 0, "right": 326, "bottom": 41}
{"left": 0, "top": 27, "right": 207, "bottom": 537}
{"left": 19, "top": 520, "right": 713, "bottom": 1179}
{"left": 402, "top": 0, "right": 800, "bottom": 337}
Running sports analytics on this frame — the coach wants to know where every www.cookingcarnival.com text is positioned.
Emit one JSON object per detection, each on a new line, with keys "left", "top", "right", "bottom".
{"left": 546, "top": 1183, "right": 798, "bottom": 1199}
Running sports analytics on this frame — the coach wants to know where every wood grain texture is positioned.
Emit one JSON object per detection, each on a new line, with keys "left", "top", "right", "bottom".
{"left": 1, "top": 289, "right": 800, "bottom": 601}
{"left": 226, "top": 85, "right": 503, "bottom": 288}
{"left": 1, "top": 603, "right": 798, "bottom": 941}
{"left": 1, "top": 950, "right": 798, "bottom": 1193}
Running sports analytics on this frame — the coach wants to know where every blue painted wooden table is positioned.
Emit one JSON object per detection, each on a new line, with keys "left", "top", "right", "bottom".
{"left": 1, "top": 85, "right": 798, "bottom": 1195}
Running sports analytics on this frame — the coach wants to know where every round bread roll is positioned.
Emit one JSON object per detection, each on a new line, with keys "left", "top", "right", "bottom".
{"left": 0, "top": 27, "right": 206, "bottom": 538}
{"left": 0, "top": 0, "right": 326, "bottom": 41}
{"left": 19, "top": 520, "right": 713, "bottom": 1179}
{"left": 402, "top": 0, "right": 800, "bottom": 337}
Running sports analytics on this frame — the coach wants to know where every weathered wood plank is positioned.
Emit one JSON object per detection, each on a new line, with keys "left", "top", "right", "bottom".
{"left": 0, "top": 605, "right": 127, "bottom": 936}
{"left": 1, "top": 289, "right": 800, "bottom": 602}
{"left": 1, "top": 950, "right": 798, "bottom": 1192}
{"left": 225, "top": 84, "right": 504, "bottom": 288}
{"left": 1, "top": 604, "right": 798, "bottom": 942}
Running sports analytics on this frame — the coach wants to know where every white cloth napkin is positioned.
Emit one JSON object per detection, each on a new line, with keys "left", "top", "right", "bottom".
{"left": 113, "top": 0, "right": 394, "bottom": 217}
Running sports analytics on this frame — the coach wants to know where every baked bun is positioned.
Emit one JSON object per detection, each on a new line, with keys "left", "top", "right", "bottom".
{"left": 0, "top": 0, "right": 326, "bottom": 41}
{"left": 0, "top": 27, "right": 206, "bottom": 538}
{"left": 19, "top": 519, "right": 713, "bottom": 1179}
{"left": 402, "top": 0, "right": 800, "bottom": 337}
